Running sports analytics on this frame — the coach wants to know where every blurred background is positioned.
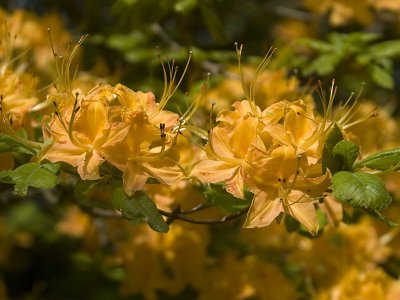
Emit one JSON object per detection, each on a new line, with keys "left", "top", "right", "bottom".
{"left": 2, "top": 0, "right": 400, "bottom": 299}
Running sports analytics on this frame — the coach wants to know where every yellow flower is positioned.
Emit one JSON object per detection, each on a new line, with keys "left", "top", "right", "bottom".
{"left": 42, "top": 85, "right": 129, "bottom": 180}
{"left": 245, "top": 146, "right": 330, "bottom": 235}
{"left": 103, "top": 84, "right": 183, "bottom": 196}
{"left": 192, "top": 102, "right": 260, "bottom": 199}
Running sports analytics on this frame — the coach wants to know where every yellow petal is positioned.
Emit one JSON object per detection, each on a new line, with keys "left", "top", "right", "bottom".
{"left": 191, "top": 160, "right": 238, "bottom": 183}
{"left": 123, "top": 162, "right": 148, "bottom": 196}
{"left": 294, "top": 171, "right": 331, "bottom": 198}
{"left": 225, "top": 166, "right": 245, "bottom": 199}
{"left": 228, "top": 117, "right": 258, "bottom": 158}
{"left": 284, "top": 190, "right": 319, "bottom": 235}
{"left": 244, "top": 192, "right": 282, "bottom": 228}
{"left": 74, "top": 99, "right": 107, "bottom": 142}
{"left": 77, "top": 150, "right": 104, "bottom": 180}
{"left": 143, "top": 157, "right": 183, "bottom": 186}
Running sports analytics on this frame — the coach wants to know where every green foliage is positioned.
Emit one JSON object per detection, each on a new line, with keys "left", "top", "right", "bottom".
{"left": 332, "top": 140, "right": 360, "bottom": 171}
{"left": 296, "top": 32, "right": 400, "bottom": 89}
{"left": 354, "top": 148, "right": 400, "bottom": 171}
{"left": 322, "top": 123, "right": 344, "bottom": 174}
{"left": 112, "top": 187, "right": 169, "bottom": 233}
{"left": 332, "top": 171, "right": 391, "bottom": 211}
{"left": 364, "top": 208, "right": 398, "bottom": 228}
{"left": 0, "top": 163, "right": 60, "bottom": 196}
{"left": 0, "top": 134, "right": 39, "bottom": 155}
{"left": 203, "top": 183, "right": 252, "bottom": 213}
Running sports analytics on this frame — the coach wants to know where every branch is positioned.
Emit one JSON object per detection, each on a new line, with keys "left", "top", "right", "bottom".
{"left": 73, "top": 198, "right": 248, "bottom": 225}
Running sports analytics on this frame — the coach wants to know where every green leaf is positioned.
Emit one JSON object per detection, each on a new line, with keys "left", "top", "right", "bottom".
{"left": 332, "top": 171, "right": 391, "bottom": 211}
{"left": 0, "top": 134, "right": 38, "bottom": 155}
{"left": 370, "top": 63, "right": 394, "bottom": 89}
{"left": 112, "top": 187, "right": 169, "bottom": 233}
{"left": 203, "top": 183, "right": 252, "bottom": 213}
{"left": 0, "top": 163, "right": 60, "bottom": 196}
{"left": 332, "top": 140, "right": 360, "bottom": 171}
{"left": 364, "top": 209, "right": 397, "bottom": 227}
{"left": 367, "top": 40, "right": 400, "bottom": 58}
{"left": 303, "top": 53, "right": 342, "bottom": 76}
{"left": 297, "top": 39, "right": 333, "bottom": 52}
{"left": 354, "top": 148, "right": 400, "bottom": 171}
{"left": 344, "top": 32, "right": 380, "bottom": 44}
{"left": 322, "top": 123, "right": 344, "bottom": 174}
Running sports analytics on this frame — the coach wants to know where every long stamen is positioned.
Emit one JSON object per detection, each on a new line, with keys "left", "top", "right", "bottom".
{"left": 249, "top": 46, "right": 276, "bottom": 105}
{"left": 154, "top": 49, "right": 192, "bottom": 116}
{"left": 288, "top": 155, "right": 302, "bottom": 193}
{"left": 343, "top": 107, "right": 378, "bottom": 129}
{"left": 234, "top": 42, "right": 250, "bottom": 101}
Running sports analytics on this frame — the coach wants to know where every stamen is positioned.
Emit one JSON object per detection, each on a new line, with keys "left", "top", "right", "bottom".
{"left": 288, "top": 154, "right": 302, "bottom": 193}
{"left": 206, "top": 102, "right": 216, "bottom": 133}
{"left": 234, "top": 43, "right": 276, "bottom": 115}
{"left": 154, "top": 48, "right": 192, "bottom": 117}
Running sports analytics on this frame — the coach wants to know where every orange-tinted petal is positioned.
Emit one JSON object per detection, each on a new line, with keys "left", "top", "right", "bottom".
{"left": 244, "top": 192, "right": 282, "bottom": 228}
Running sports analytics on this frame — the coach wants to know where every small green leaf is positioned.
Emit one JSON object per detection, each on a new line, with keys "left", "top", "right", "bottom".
{"left": 332, "top": 140, "right": 360, "bottom": 171}
{"left": 0, "top": 134, "right": 38, "bottom": 155}
{"left": 203, "top": 183, "right": 252, "bottom": 213}
{"left": 332, "top": 171, "right": 391, "bottom": 211}
{"left": 322, "top": 123, "right": 344, "bottom": 174}
{"left": 0, "top": 163, "right": 60, "bottom": 196}
{"left": 112, "top": 187, "right": 168, "bottom": 233}
{"left": 354, "top": 148, "right": 400, "bottom": 171}
{"left": 303, "top": 53, "right": 342, "bottom": 76}
{"left": 370, "top": 63, "right": 394, "bottom": 89}
{"left": 297, "top": 39, "right": 333, "bottom": 52}
{"left": 367, "top": 40, "right": 400, "bottom": 58}
{"left": 284, "top": 214, "right": 300, "bottom": 233}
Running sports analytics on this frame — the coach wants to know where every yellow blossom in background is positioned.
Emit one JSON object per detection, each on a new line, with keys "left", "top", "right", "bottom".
{"left": 56, "top": 205, "right": 91, "bottom": 238}
{"left": 204, "top": 67, "right": 312, "bottom": 113}
{"left": 315, "top": 266, "right": 400, "bottom": 300}
{"left": 161, "top": 222, "right": 209, "bottom": 294}
{"left": 291, "top": 217, "right": 391, "bottom": 289}
{"left": 197, "top": 254, "right": 297, "bottom": 300}
{"left": 303, "top": 0, "right": 374, "bottom": 26}
{"left": 0, "top": 69, "right": 38, "bottom": 130}
{"left": 0, "top": 9, "right": 72, "bottom": 72}
{"left": 371, "top": 0, "right": 400, "bottom": 13}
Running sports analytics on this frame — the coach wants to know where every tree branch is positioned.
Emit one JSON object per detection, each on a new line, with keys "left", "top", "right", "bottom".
{"left": 73, "top": 198, "right": 248, "bottom": 225}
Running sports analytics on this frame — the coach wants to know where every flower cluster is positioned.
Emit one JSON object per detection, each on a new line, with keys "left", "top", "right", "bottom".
{"left": 40, "top": 41, "right": 199, "bottom": 196}
{"left": 193, "top": 97, "right": 331, "bottom": 234}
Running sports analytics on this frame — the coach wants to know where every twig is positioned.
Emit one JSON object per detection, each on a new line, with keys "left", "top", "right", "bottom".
{"left": 263, "top": 3, "right": 312, "bottom": 22}
{"left": 73, "top": 198, "right": 248, "bottom": 225}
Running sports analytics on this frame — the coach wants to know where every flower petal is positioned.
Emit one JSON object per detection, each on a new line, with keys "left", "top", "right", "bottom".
{"left": 244, "top": 192, "right": 282, "bottom": 228}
